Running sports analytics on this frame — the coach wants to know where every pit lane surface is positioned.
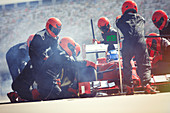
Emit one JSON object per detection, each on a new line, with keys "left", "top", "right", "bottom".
{"left": 0, "top": 93, "right": 170, "bottom": 113}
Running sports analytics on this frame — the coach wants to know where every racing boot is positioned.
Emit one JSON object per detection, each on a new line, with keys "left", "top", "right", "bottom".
{"left": 144, "top": 84, "right": 156, "bottom": 94}
{"left": 7, "top": 92, "right": 19, "bottom": 103}
{"left": 7, "top": 92, "right": 26, "bottom": 102}
{"left": 32, "top": 89, "right": 41, "bottom": 101}
{"left": 126, "top": 85, "right": 134, "bottom": 95}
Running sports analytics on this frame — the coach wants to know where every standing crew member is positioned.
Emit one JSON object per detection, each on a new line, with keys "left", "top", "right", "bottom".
{"left": 116, "top": 0, "right": 156, "bottom": 95}
{"left": 93, "top": 17, "right": 117, "bottom": 52}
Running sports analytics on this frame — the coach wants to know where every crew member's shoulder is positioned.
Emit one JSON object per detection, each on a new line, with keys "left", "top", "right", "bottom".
{"left": 136, "top": 13, "right": 145, "bottom": 21}
{"left": 6, "top": 42, "right": 26, "bottom": 57}
{"left": 110, "top": 27, "right": 117, "bottom": 32}
{"left": 18, "top": 42, "right": 27, "bottom": 50}
{"left": 9, "top": 42, "right": 26, "bottom": 51}
{"left": 36, "top": 29, "right": 46, "bottom": 36}
{"left": 33, "top": 29, "right": 46, "bottom": 41}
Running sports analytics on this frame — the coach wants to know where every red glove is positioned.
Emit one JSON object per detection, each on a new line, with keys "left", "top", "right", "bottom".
{"left": 84, "top": 60, "right": 97, "bottom": 69}
{"left": 92, "top": 39, "right": 96, "bottom": 44}
{"left": 97, "top": 40, "right": 101, "bottom": 44}
{"left": 92, "top": 39, "right": 101, "bottom": 44}
{"left": 153, "top": 55, "right": 162, "bottom": 63}
{"left": 152, "top": 54, "right": 162, "bottom": 68}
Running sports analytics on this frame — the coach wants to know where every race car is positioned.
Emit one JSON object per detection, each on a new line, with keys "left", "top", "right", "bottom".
{"left": 78, "top": 43, "right": 170, "bottom": 97}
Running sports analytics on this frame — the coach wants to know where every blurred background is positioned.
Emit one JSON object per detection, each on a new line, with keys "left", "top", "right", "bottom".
{"left": 0, "top": 0, "right": 170, "bottom": 101}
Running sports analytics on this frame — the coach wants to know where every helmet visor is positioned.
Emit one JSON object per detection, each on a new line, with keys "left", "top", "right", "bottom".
{"left": 68, "top": 43, "right": 75, "bottom": 56}
{"left": 151, "top": 39, "right": 157, "bottom": 51}
{"left": 99, "top": 24, "right": 110, "bottom": 33}
{"left": 49, "top": 24, "right": 61, "bottom": 36}
{"left": 154, "top": 17, "right": 164, "bottom": 29}
{"left": 124, "top": 8, "right": 137, "bottom": 14}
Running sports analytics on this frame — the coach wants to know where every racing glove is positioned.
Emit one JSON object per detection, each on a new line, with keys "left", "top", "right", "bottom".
{"left": 84, "top": 60, "right": 97, "bottom": 69}
{"left": 92, "top": 39, "right": 101, "bottom": 44}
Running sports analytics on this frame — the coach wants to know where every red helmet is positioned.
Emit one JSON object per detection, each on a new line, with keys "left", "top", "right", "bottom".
{"left": 97, "top": 17, "right": 110, "bottom": 33}
{"left": 116, "top": 15, "right": 121, "bottom": 20}
{"left": 27, "top": 34, "right": 34, "bottom": 47}
{"left": 146, "top": 33, "right": 161, "bottom": 57}
{"left": 75, "top": 43, "right": 81, "bottom": 57}
{"left": 152, "top": 10, "right": 168, "bottom": 30}
{"left": 46, "top": 17, "right": 62, "bottom": 38}
{"left": 122, "top": 0, "right": 138, "bottom": 15}
{"left": 59, "top": 37, "right": 76, "bottom": 56}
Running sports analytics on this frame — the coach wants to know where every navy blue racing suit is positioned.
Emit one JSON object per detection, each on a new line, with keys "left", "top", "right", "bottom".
{"left": 12, "top": 29, "right": 59, "bottom": 100}
{"left": 116, "top": 13, "right": 151, "bottom": 86}
{"left": 38, "top": 49, "right": 97, "bottom": 100}
{"left": 6, "top": 42, "right": 30, "bottom": 81}
{"left": 12, "top": 60, "right": 34, "bottom": 100}
{"left": 12, "top": 29, "right": 97, "bottom": 100}
{"left": 59, "top": 56, "right": 97, "bottom": 99}
{"left": 29, "top": 29, "right": 96, "bottom": 100}
{"left": 8, "top": 43, "right": 35, "bottom": 101}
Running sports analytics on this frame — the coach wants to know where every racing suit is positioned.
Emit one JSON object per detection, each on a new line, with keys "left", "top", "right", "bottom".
{"left": 116, "top": 13, "right": 151, "bottom": 86}
{"left": 6, "top": 42, "right": 30, "bottom": 81}
{"left": 12, "top": 29, "right": 59, "bottom": 100}
{"left": 12, "top": 60, "right": 34, "bottom": 101}
{"left": 160, "top": 19, "right": 170, "bottom": 40}
{"left": 100, "top": 28, "right": 117, "bottom": 51}
{"left": 159, "top": 19, "right": 170, "bottom": 62}
{"left": 152, "top": 19, "right": 170, "bottom": 74}
{"left": 12, "top": 29, "right": 97, "bottom": 100}
{"left": 59, "top": 56, "right": 97, "bottom": 99}
{"left": 29, "top": 29, "right": 96, "bottom": 100}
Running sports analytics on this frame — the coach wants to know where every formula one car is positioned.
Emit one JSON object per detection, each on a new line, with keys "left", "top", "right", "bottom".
{"left": 78, "top": 43, "right": 170, "bottom": 97}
